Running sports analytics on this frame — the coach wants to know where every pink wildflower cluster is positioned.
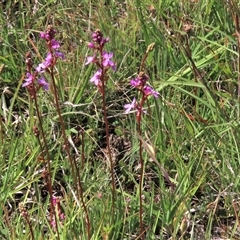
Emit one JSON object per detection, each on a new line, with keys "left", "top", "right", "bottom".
{"left": 85, "top": 29, "right": 116, "bottom": 94}
{"left": 51, "top": 196, "right": 65, "bottom": 229}
{"left": 124, "top": 72, "right": 159, "bottom": 117}
{"left": 23, "top": 25, "right": 64, "bottom": 95}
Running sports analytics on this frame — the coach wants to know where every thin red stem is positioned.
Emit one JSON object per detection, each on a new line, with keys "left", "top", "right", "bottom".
{"left": 101, "top": 69, "right": 116, "bottom": 214}
{"left": 50, "top": 68, "right": 90, "bottom": 239}
{"left": 31, "top": 84, "right": 60, "bottom": 240}
{"left": 137, "top": 97, "right": 145, "bottom": 240}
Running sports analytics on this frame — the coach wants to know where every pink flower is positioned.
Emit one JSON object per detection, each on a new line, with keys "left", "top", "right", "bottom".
{"left": 130, "top": 78, "right": 141, "bottom": 88}
{"left": 87, "top": 42, "right": 95, "bottom": 49}
{"left": 22, "top": 72, "right": 34, "bottom": 87}
{"left": 55, "top": 51, "right": 65, "bottom": 59}
{"left": 143, "top": 85, "right": 159, "bottom": 98}
{"left": 60, "top": 213, "right": 65, "bottom": 220}
{"left": 51, "top": 39, "right": 60, "bottom": 49}
{"left": 91, "top": 32, "right": 99, "bottom": 41}
{"left": 102, "top": 52, "right": 116, "bottom": 70}
{"left": 45, "top": 52, "right": 53, "bottom": 64}
{"left": 124, "top": 98, "right": 136, "bottom": 114}
{"left": 36, "top": 63, "right": 46, "bottom": 73}
{"left": 51, "top": 219, "right": 56, "bottom": 228}
{"left": 36, "top": 52, "right": 53, "bottom": 73}
{"left": 39, "top": 27, "right": 56, "bottom": 41}
{"left": 38, "top": 76, "right": 49, "bottom": 91}
{"left": 51, "top": 197, "right": 65, "bottom": 227}
{"left": 52, "top": 197, "right": 58, "bottom": 206}
{"left": 40, "top": 32, "right": 50, "bottom": 40}
{"left": 85, "top": 56, "right": 96, "bottom": 65}
{"left": 130, "top": 74, "right": 149, "bottom": 88}
{"left": 90, "top": 69, "right": 102, "bottom": 86}
{"left": 91, "top": 30, "right": 109, "bottom": 46}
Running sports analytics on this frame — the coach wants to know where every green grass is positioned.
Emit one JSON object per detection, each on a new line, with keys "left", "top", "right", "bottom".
{"left": 1, "top": 0, "right": 240, "bottom": 239}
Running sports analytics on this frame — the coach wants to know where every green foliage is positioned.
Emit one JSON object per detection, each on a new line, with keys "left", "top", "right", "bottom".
{"left": 1, "top": 0, "right": 240, "bottom": 239}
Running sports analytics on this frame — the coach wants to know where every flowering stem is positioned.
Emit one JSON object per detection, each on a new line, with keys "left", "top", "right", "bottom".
{"left": 101, "top": 75, "right": 116, "bottom": 214}
{"left": 86, "top": 29, "right": 117, "bottom": 219}
{"left": 30, "top": 83, "right": 60, "bottom": 240}
{"left": 137, "top": 100, "right": 145, "bottom": 239}
{"left": 98, "top": 43, "right": 116, "bottom": 217}
{"left": 124, "top": 67, "right": 159, "bottom": 239}
{"left": 20, "top": 206, "right": 35, "bottom": 240}
{"left": 50, "top": 69, "right": 91, "bottom": 239}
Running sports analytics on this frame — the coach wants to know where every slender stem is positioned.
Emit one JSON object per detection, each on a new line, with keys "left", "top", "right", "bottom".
{"left": 137, "top": 98, "right": 145, "bottom": 240}
{"left": 31, "top": 89, "right": 60, "bottom": 240}
{"left": 101, "top": 76, "right": 116, "bottom": 212}
{"left": 32, "top": 94, "right": 53, "bottom": 217}
{"left": 50, "top": 71, "right": 75, "bottom": 175}
{"left": 98, "top": 44, "right": 115, "bottom": 216}
{"left": 24, "top": 214, "right": 35, "bottom": 240}
{"left": 50, "top": 70, "right": 90, "bottom": 239}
